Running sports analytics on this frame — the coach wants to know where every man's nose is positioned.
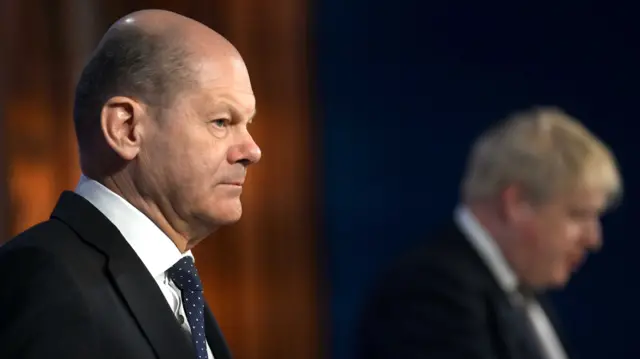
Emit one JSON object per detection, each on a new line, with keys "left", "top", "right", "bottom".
{"left": 228, "top": 133, "right": 262, "bottom": 166}
{"left": 584, "top": 220, "right": 602, "bottom": 251}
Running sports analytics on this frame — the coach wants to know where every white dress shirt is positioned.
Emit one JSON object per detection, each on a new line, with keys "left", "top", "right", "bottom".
{"left": 75, "top": 175, "right": 214, "bottom": 359}
{"left": 454, "top": 205, "right": 568, "bottom": 359}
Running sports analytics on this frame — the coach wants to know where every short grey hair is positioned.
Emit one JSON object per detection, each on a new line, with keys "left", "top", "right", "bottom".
{"left": 73, "top": 26, "right": 195, "bottom": 154}
{"left": 461, "top": 106, "right": 622, "bottom": 206}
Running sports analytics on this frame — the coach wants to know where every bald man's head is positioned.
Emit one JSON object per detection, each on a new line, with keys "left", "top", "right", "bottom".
{"left": 74, "top": 29, "right": 188, "bottom": 153}
{"left": 73, "top": 10, "right": 237, "bottom": 155}
{"left": 71, "top": 10, "right": 259, "bottom": 244}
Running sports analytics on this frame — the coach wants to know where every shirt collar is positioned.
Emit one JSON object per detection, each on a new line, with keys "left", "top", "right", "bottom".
{"left": 454, "top": 205, "right": 518, "bottom": 293}
{"left": 74, "top": 175, "right": 192, "bottom": 279}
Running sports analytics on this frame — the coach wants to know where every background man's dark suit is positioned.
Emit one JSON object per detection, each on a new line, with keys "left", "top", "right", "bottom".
{"left": 0, "top": 192, "right": 231, "bottom": 359}
{"left": 357, "top": 222, "right": 575, "bottom": 359}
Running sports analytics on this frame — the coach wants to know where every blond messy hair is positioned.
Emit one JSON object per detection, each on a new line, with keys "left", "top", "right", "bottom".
{"left": 461, "top": 106, "right": 622, "bottom": 206}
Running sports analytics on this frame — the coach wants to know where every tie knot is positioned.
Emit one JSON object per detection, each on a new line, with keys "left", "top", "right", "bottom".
{"left": 167, "top": 256, "right": 203, "bottom": 292}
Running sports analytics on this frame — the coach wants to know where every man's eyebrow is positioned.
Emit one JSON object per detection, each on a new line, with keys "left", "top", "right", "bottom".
{"left": 212, "top": 100, "right": 256, "bottom": 122}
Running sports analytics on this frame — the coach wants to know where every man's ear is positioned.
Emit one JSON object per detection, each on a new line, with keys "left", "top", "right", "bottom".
{"left": 502, "top": 184, "right": 534, "bottom": 224}
{"left": 100, "top": 96, "right": 145, "bottom": 161}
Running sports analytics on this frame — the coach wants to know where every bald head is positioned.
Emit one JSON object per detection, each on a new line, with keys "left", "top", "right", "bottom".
{"left": 110, "top": 10, "right": 238, "bottom": 58}
{"left": 73, "top": 10, "right": 239, "bottom": 156}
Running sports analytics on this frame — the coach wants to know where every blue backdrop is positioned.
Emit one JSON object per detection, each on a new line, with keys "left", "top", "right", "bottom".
{"left": 316, "top": 2, "right": 638, "bottom": 358}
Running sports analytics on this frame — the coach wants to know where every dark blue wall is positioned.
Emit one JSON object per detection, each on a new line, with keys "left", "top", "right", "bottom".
{"left": 316, "top": 2, "right": 639, "bottom": 359}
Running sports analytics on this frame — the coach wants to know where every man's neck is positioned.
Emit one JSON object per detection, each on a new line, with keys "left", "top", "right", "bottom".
{"left": 98, "top": 174, "right": 195, "bottom": 253}
{"left": 466, "top": 203, "right": 524, "bottom": 284}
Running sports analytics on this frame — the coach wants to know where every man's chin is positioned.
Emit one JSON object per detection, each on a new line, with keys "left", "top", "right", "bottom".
{"left": 218, "top": 214, "right": 242, "bottom": 225}
{"left": 213, "top": 203, "right": 243, "bottom": 225}
{"left": 548, "top": 270, "right": 572, "bottom": 289}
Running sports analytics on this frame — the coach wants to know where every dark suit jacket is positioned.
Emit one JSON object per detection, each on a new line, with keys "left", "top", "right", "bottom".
{"left": 357, "top": 221, "right": 575, "bottom": 359}
{"left": 0, "top": 191, "right": 232, "bottom": 359}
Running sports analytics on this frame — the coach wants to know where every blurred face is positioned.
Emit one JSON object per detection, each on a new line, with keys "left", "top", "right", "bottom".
{"left": 508, "top": 186, "right": 608, "bottom": 289}
{"left": 137, "top": 54, "right": 261, "bottom": 233}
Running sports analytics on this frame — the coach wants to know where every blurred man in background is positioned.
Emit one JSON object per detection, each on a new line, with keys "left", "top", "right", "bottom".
{"left": 358, "top": 107, "right": 622, "bottom": 359}
{"left": 0, "top": 9, "right": 260, "bottom": 359}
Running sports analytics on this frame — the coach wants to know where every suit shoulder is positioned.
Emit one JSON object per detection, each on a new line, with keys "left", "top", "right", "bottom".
{"left": 357, "top": 223, "right": 502, "bottom": 359}
{"left": 2, "top": 218, "right": 75, "bottom": 250}
{"left": 0, "top": 217, "right": 101, "bottom": 265}
{"left": 389, "top": 224, "right": 481, "bottom": 273}
{"left": 0, "top": 240, "right": 94, "bottom": 326}
{"left": 0, "top": 219, "right": 92, "bottom": 298}
{"left": 0, "top": 235, "right": 101, "bottom": 358}
{"left": 374, "top": 223, "right": 489, "bottom": 295}
{"left": 0, "top": 240, "right": 75, "bottom": 289}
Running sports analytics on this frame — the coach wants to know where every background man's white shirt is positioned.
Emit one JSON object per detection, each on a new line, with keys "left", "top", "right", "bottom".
{"left": 455, "top": 205, "right": 568, "bottom": 359}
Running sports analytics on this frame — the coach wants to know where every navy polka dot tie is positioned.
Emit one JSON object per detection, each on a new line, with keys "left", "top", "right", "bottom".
{"left": 168, "top": 257, "right": 209, "bottom": 359}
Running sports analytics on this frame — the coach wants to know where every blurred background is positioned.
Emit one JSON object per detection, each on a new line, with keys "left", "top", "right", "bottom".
{"left": 0, "top": 0, "right": 638, "bottom": 359}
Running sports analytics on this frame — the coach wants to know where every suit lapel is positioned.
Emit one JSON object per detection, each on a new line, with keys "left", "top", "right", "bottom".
{"left": 107, "top": 254, "right": 196, "bottom": 359}
{"left": 204, "top": 303, "right": 232, "bottom": 359}
{"left": 51, "top": 191, "right": 195, "bottom": 359}
{"left": 450, "top": 226, "right": 548, "bottom": 359}
{"left": 538, "top": 294, "right": 576, "bottom": 359}
{"left": 491, "top": 294, "right": 550, "bottom": 359}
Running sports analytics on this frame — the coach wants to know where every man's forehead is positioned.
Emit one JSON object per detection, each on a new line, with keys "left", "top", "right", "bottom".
{"left": 193, "top": 56, "right": 251, "bottom": 85}
{"left": 194, "top": 90, "right": 256, "bottom": 116}
{"left": 184, "top": 57, "right": 255, "bottom": 114}
{"left": 560, "top": 187, "right": 609, "bottom": 208}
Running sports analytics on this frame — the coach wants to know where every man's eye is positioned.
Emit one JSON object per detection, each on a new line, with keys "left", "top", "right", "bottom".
{"left": 569, "top": 209, "right": 598, "bottom": 221}
{"left": 212, "top": 119, "right": 227, "bottom": 128}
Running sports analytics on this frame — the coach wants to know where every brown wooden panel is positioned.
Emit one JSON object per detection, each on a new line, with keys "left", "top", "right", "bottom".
{"left": 1, "top": 0, "right": 67, "bottom": 234}
{"left": 0, "top": 0, "right": 10, "bottom": 241}
{"left": 0, "top": 1, "right": 319, "bottom": 359}
{"left": 0, "top": 86, "right": 7, "bottom": 241}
